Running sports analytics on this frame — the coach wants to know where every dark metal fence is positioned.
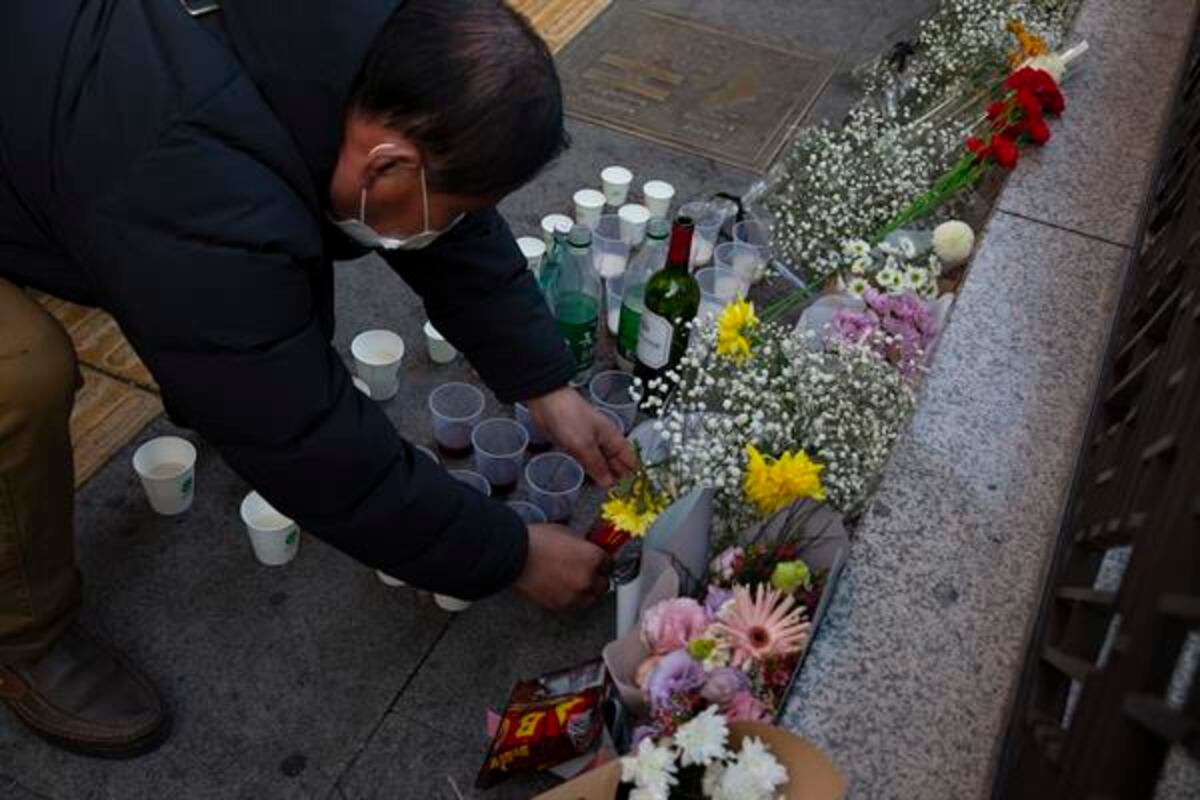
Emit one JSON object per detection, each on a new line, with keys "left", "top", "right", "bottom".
{"left": 994, "top": 15, "right": 1200, "bottom": 800}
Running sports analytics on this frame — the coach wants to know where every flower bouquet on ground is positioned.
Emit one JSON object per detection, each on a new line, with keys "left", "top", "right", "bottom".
{"left": 602, "top": 500, "right": 848, "bottom": 748}
{"left": 534, "top": 709, "right": 846, "bottom": 800}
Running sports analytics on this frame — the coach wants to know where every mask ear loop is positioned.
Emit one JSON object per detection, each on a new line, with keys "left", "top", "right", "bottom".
{"left": 360, "top": 143, "right": 404, "bottom": 225}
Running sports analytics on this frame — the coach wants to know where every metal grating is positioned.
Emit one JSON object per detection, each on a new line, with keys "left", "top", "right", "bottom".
{"left": 995, "top": 14, "right": 1200, "bottom": 799}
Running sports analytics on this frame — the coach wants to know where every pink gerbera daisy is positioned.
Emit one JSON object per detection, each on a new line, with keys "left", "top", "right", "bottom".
{"left": 714, "top": 584, "right": 811, "bottom": 667}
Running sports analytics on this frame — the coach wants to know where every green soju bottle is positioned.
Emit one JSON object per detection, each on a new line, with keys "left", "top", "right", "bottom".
{"left": 616, "top": 217, "right": 670, "bottom": 371}
{"left": 635, "top": 217, "right": 700, "bottom": 406}
{"left": 552, "top": 224, "right": 601, "bottom": 383}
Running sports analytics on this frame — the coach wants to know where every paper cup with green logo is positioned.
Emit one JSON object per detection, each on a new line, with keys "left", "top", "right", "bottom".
{"left": 239, "top": 491, "right": 300, "bottom": 566}
{"left": 132, "top": 436, "right": 197, "bottom": 516}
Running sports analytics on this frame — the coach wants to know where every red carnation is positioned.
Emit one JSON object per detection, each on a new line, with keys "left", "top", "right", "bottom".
{"left": 1022, "top": 115, "right": 1052, "bottom": 145}
{"left": 986, "top": 100, "right": 1009, "bottom": 122}
{"left": 1015, "top": 89, "right": 1043, "bottom": 120}
{"left": 967, "top": 136, "right": 990, "bottom": 161}
{"left": 991, "top": 135, "right": 1020, "bottom": 169}
{"left": 1005, "top": 67, "right": 1065, "bottom": 115}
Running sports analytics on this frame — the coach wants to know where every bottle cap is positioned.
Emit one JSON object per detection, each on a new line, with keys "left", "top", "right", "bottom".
{"left": 646, "top": 217, "right": 670, "bottom": 240}
{"left": 568, "top": 224, "right": 593, "bottom": 247}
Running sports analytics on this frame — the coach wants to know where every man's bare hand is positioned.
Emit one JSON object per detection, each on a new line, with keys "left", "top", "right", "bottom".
{"left": 526, "top": 387, "right": 637, "bottom": 489}
{"left": 513, "top": 524, "right": 611, "bottom": 611}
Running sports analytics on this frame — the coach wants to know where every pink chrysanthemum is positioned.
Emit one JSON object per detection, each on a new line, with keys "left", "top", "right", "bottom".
{"left": 713, "top": 584, "right": 811, "bottom": 667}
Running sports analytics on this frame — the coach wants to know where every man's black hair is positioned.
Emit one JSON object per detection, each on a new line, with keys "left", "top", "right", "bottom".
{"left": 350, "top": 0, "right": 570, "bottom": 197}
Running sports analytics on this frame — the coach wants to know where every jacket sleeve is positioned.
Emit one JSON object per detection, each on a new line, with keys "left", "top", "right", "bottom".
{"left": 72, "top": 80, "right": 527, "bottom": 600}
{"left": 384, "top": 210, "right": 576, "bottom": 403}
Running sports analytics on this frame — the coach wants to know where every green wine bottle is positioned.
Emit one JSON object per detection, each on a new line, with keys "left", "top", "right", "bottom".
{"left": 635, "top": 217, "right": 700, "bottom": 403}
{"left": 616, "top": 218, "right": 670, "bottom": 370}
{"left": 552, "top": 224, "right": 601, "bottom": 382}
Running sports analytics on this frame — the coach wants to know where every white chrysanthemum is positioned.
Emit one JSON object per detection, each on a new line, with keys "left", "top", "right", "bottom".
{"left": 715, "top": 759, "right": 764, "bottom": 800}
{"left": 738, "top": 736, "right": 790, "bottom": 793}
{"left": 675, "top": 706, "right": 730, "bottom": 767}
{"left": 621, "top": 738, "right": 678, "bottom": 797}
{"left": 629, "top": 788, "right": 666, "bottom": 800}
{"left": 876, "top": 267, "right": 902, "bottom": 289}
{"left": 904, "top": 266, "right": 930, "bottom": 289}
{"left": 932, "top": 220, "right": 975, "bottom": 268}
{"left": 703, "top": 763, "right": 726, "bottom": 797}
{"left": 849, "top": 257, "right": 870, "bottom": 275}
{"left": 1028, "top": 53, "right": 1066, "bottom": 82}
{"left": 847, "top": 277, "right": 870, "bottom": 297}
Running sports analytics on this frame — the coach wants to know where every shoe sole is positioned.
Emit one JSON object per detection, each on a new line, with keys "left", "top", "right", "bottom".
{"left": 10, "top": 705, "right": 173, "bottom": 760}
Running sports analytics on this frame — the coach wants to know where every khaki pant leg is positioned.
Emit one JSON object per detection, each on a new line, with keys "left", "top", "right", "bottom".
{"left": 0, "top": 277, "right": 81, "bottom": 666}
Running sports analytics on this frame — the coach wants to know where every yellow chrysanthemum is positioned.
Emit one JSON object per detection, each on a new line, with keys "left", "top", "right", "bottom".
{"left": 716, "top": 298, "right": 758, "bottom": 361}
{"left": 743, "top": 444, "right": 826, "bottom": 516}
{"left": 601, "top": 495, "right": 666, "bottom": 538}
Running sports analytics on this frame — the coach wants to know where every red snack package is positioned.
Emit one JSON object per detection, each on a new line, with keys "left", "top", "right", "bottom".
{"left": 476, "top": 660, "right": 607, "bottom": 789}
{"left": 586, "top": 518, "right": 631, "bottom": 557}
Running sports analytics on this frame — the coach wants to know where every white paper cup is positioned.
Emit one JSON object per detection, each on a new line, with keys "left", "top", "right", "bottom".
{"left": 376, "top": 570, "right": 406, "bottom": 587}
{"left": 600, "top": 166, "right": 633, "bottom": 207}
{"left": 517, "top": 236, "right": 547, "bottom": 274}
{"left": 239, "top": 491, "right": 300, "bottom": 567}
{"left": 132, "top": 436, "right": 197, "bottom": 516}
{"left": 573, "top": 189, "right": 606, "bottom": 228}
{"left": 541, "top": 214, "right": 574, "bottom": 248}
{"left": 351, "top": 329, "right": 405, "bottom": 401}
{"left": 352, "top": 376, "right": 372, "bottom": 398}
{"left": 642, "top": 180, "right": 676, "bottom": 219}
{"left": 423, "top": 321, "right": 457, "bottom": 365}
{"left": 618, "top": 204, "right": 651, "bottom": 247}
{"left": 434, "top": 594, "right": 472, "bottom": 612}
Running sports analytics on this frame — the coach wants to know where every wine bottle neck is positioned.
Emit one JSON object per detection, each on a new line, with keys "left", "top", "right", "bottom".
{"left": 666, "top": 221, "right": 695, "bottom": 272}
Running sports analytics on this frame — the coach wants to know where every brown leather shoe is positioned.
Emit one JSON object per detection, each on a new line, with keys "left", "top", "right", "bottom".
{"left": 0, "top": 626, "right": 170, "bottom": 758}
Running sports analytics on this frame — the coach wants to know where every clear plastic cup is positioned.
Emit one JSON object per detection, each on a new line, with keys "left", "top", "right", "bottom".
{"left": 695, "top": 266, "right": 741, "bottom": 322}
{"left": 715, "top": 241, "right": 766, "bottom": 294}
{"left": 515, "top": 402, "right": 552, "bottom": 454}
{"left": 525, "top": 453, "right": 585, "bottom": 524}
{"left": 605, "top": 274, "right": 624, "bottom": 336}
{"left": 588, "top": 370, "right": 637, "bottom": 433}
{"left": 541, "top": 214, "right": 574, "bottom": 248}
{"left": 517, "top": 236, "right": 547, "bottom": 274}
{"left": 642, "top": 180, "right": 675, "bottom": 219}
{"left": 601, "top": 166, "right": 633, "bottom": 207}
{"left": 351, "top": 329, "right": 405, "bottom": 401}
{"left": 680, "top": 201, "right": 724, "bottom": 267}
{"left": 593, "top": 215, "right": 630, "bottom": 280}
{"left": 239, "top": 491, "right": 300, "bottom": 566}
{"left": 471, "top": 418, "right": 529, "bottom": 496}
{"left": 573, "top": 189, "right": 606, "bottom": 228}
{"left": 423, "top": 321, "right": 457, "bottom": 365}
{"left": 733, "top": 218, "right": 773, "bottom": 262}
{"left": 618, "top": 204, "right": 651, "bottom": 246}
{"left": 507, "top": 500, "right": 548, "bottom": 525}
{"left": 414, "top": 444, "right": 440, "bottom": 464}
{"left": 132, "top": 436, "right": 197, "bottom": 516}
{"left": 450, "top": 469, "right": 492, "bottom": 497}
{"left": 429, "top": 382, "right": 485, "bottom": 459}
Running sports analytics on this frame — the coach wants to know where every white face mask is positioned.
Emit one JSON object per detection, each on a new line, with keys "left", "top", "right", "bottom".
{"left": 332, "top": 145, "right": 464, "bottom": 251}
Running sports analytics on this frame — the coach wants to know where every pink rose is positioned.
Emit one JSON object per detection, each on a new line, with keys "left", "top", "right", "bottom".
{"left": 640, "top": 598, "right": 710, "bottom": 656}
{"left": 724, "top": 691, "right": 772, "bottom": 723}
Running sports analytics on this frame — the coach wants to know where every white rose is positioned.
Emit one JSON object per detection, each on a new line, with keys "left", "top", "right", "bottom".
{"left": 932, "top": 220, "right": 975, "bottom": 269}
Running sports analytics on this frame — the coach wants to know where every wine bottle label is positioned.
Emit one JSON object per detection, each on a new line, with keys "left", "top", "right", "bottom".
{"left": 637, "top": 308, "right": 674, "bottom": 370}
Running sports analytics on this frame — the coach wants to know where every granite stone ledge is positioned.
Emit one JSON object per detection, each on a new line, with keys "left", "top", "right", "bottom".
{"left": 780, "top": 211, "right": 1128, "bottom": 799}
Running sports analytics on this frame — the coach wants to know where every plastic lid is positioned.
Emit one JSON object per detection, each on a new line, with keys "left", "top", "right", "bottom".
{"left": 569, "top": 224, "right": 593, "bottom": 247}
{"left": 646, "top": 217, "right": 670, "bottom": 240}
{"left": 554, "top": 219, "right": 574, "bottom": 237}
